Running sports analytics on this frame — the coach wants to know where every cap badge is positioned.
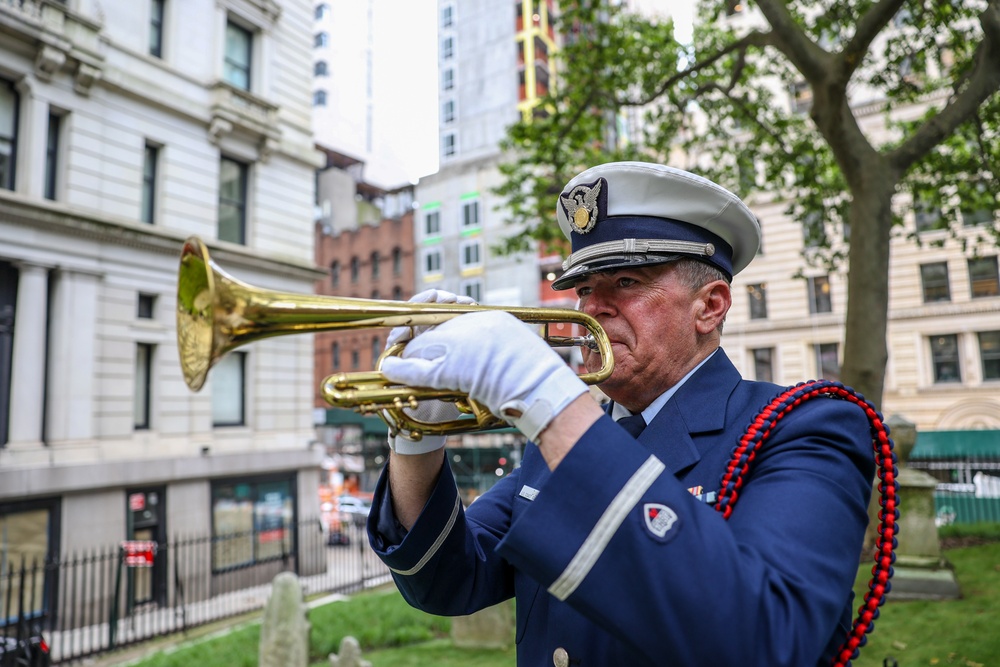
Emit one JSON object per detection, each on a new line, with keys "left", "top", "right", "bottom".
{"left": 559, "top": 177, "right": 607, "bottom": 234}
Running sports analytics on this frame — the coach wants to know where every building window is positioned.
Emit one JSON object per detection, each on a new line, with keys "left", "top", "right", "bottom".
{"left": 462, "top": 200, "right": 480, "bottom": 228}
{"left": 814, "top": 343, "right": 840, "bottom": 382}
{"left": 350, "top": 256, "right": 359, "bottom": 282}
{"left": 460, "top": 240, "right": 482, "bottom": 268}
{"left": 223, "top": 21, "right": 252, "bottom": 91}
{"left": 790, "top": 81, "right": 812, "bottom": 114}
{"left": 461, "top": 279, "right": 481, "bottom": 303}
{"left": 424, "top": 249, "right": 442, "bottom": 274}
{"left": 442, "top": 68, "right": 454, "bottom": 91}
{"left": 330, "top": 260, "right": 340, "bottom": 287}
{"left": 442, "top": 36, "right": 454, "bottom": 59}
{"left": 969, "top": 256, "right": 999, "bottom": 298}
{"left": 218, "top": 157, "right": 248, "bottom": 244}
{"left": 979, "top": 331, "right": 1000, "bottom": 381}
{"left": 392, "top": 247, "right": 402, "bottom": 276}
{"left": 747, "top": 283, "right": 767, "bottom": 320}
{"left": 149, "top": 0, "right": 165, "bottom": 58}
{"left": 0, "top": 499, "right": 59, "bottom": 619}
{"left": 752, "top": 347, "right": 774, "bottom": 382}
{"left": 315, "top": 3, "right": 329, "bottom": 20}
{"left": 424, "top": 209, "right": 441, "bottom": 235}
{"left": 137, "top": 293, "right": 156, "bottom": 319}
{"left": 314, "top": 32, "right": 329, "bottom": 48}
{"left": 331, "top": 341, "right": 340, "bottom": 370}
{"left": 43, "top": 112, "right": 61, "bottom": 201}
{"left": 919, "top": 262, "right": 950, "bottom": 302}
{"left": 313, "top": 90, "right": 327, "bottom": 106}
{"left": 930, "top": 334, "right": 961, "bottom": 383}
{"left": 442, "top": 99, "right": 455, "bottom": 123}
{"left": 371, "top": 336, "right": 381, "bottom": 365}
{"left": 211, "top": 476, "right": 294, "bottom": 571}
{"left": 914, "top": 198, "right": 943, "bottom": 232}
{"left": 134, "top": 343, "right": 153, "bottom": 430}
{"left": 801, "top": 212, "right": 825, "bottom": 248}
{"left": 808, "top": 275, "right": 832, "bottom": 314}
{"left": 141, "top": 143, "right": 158, "bottom": 224}
{"left": 1, "top": 78, "right": 20, "bottom": 191}
{"left": 442, "top": 4, "right": 453, "bottom": 28}
{"left": 371, "top": 251, "right": 380, "bottom": 279}
{"left": 211, "top": 351, "right": 245, "bottom": 426}
{"left": 370, "top": 288, "right": 380, "bottom": 299}
{"left": 351, "top": 349, "right": 359, "bottom": 370}
{"left": 392, "top": 285, "right": 403, "bottom": 300}
{"left": 443, "top": 133, "right": 456, "bottom": 157}
{"left": 314, "top": 60, "right": 328, "bottom": 76}
{"left": 961, "top": 182, "right": 994, "bottom": 226}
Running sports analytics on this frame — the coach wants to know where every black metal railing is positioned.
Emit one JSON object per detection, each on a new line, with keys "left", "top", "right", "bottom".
{"left": 908, "top": 454, "right": 1000, "bottom": 525}
{"left": 1, "top": 517, "right": 388, "bottom": 664}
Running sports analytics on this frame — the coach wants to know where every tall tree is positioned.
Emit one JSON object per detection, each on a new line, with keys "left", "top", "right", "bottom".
{"left": 496, "top": 0, "right": 1000, "bottom": 408}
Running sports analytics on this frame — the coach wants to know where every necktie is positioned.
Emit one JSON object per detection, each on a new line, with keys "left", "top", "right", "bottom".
{"left": 617, "top": 413, "right": 647, "bottom": 438}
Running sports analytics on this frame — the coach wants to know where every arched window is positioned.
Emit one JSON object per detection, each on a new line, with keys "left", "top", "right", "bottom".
{"left": 314, "top": 61, "right": 329, "bottom": 76}
{"left": 329, "top": 260, "right": 340, "bottom": 287}
{"left": 313, "top": 90, "right": 327, "bottom": 106}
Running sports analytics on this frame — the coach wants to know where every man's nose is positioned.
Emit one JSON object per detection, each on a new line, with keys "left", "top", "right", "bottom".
{"left": 580, "top": 289, "right": 614, "bottom": 317}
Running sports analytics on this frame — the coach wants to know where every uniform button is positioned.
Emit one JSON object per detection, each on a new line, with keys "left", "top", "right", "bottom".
{"left": 553, "top": 647, "right": 569, "bottom": 667}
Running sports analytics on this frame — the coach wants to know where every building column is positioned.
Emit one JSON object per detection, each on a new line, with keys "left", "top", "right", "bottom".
{"left": 8, "top": 262, "right": 50, "bottom": 445}
{"left": 45, "top": 268, "right": 100, "bottom": 443}
{"left": 14, "top": 76, "right": 49, "bottom": 199}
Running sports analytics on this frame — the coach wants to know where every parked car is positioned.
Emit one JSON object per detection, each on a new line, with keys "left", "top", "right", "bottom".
{"left": 321, "top": 501, "right": 350, "bottom": 546}
{"left": 337, "top": 495, "right": 372, "bottom": 526}
{"left": 0, "top": 624, "right": 51, "bottom": 667}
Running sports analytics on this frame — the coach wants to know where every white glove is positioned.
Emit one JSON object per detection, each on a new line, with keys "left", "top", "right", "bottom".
{"left": 380, "top": 311, "right": 589, "bottom": 442}
{"left": 386, "top": 289, "right": 476, "bottom": 455}
{"left": 386, "top": 289, "right": 477, "bottom": 348}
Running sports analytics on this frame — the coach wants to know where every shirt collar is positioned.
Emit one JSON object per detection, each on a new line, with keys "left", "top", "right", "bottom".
{"left": 610, "top": 349, "right": 718, "bottom": 423}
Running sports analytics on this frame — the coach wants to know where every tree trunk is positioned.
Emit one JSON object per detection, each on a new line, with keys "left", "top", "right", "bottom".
{"left": 839, "top": 168, "right": 897, "bottom": 410}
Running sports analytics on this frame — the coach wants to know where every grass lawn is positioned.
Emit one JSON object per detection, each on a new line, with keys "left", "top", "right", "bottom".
{"left": 851, "top": 538, "right": 1000, "bottom": 667}
{"left": 123, "top": 525, "right": 1000, "bottom": 667}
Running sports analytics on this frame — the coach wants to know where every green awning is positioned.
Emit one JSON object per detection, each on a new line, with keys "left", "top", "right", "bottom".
{"left": 911, "top": 430, "right": 1000, "bottom": 459}
{"left": 322, "top": 409, "right": 388, "bottom": 437}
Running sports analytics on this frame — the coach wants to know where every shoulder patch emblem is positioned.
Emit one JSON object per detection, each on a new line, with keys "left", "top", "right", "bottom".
{"left": 643, "top": 503, "right": 678, "bottom": 539}
{"left": 559, "top": 177, "right": 607, "bottom": 234}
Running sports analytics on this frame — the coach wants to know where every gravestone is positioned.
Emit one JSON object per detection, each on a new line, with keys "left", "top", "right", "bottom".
{"left": 259, "top": 571, "right": 310, "bottom": 667}
{"left": 450, "top": 599, "right": 514, "bottom": 649}
{"left": 328, "top": 636, "right": 371, "bottom": 667}
{"left": 885, "top": 415, "right": 961, "bottom": 600}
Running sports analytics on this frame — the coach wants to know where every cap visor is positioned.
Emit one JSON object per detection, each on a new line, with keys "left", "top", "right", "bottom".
{"left": 551, "top": 253, "right": 682, "bottom": 290}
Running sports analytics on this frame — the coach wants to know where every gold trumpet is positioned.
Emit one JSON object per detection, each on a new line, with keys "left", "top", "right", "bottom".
{"left": 176, "top": 236, "right": 614, "bottom": 438}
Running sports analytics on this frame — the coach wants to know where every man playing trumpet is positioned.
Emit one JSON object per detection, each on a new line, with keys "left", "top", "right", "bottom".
{"left": 366, "top": 162, "right": 876, "bottom": 666}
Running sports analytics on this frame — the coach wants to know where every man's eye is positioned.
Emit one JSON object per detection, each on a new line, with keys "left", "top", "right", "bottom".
{"left": 576, "top": 287, "right": 591, "bottom": 297}
{"left": 617, "top": 277, "right": 636, "bottom": 287}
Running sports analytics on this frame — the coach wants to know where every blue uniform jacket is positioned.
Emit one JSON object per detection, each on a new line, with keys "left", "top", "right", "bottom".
{"left": 368, "top": 349, "right": 876, "bottom": 666}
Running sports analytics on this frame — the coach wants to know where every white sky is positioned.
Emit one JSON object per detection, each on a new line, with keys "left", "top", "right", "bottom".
{"left": 373, "top": 0, "right": 439, "bottom": 184}
{"left": 373, "top": 0, "right": 695, "bottom": 184}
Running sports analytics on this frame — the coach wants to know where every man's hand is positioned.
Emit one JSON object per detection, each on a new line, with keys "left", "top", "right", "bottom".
{"left": 386, "top": 289, "right": 476, "bottom": 454}
{"left": 380, "top": 311, "right": 589, "bottom": 441}
{"left": 386, "top": 288, "right": 477, "bottom": 347}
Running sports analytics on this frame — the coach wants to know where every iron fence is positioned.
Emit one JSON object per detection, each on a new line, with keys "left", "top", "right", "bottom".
{"left": 908, "top": 454, "right": 1000, "bottom": 525}
{"left": 1, "top": 517, "right": 390, "bottom": 664}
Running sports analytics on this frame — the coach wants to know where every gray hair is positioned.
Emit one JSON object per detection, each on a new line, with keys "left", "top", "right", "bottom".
{"left": 671, "top": 258, "right": 731, "bottom": 291}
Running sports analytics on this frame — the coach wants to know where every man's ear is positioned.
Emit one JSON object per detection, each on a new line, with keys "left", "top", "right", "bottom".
{"left": 695, "top": 281, "right": 731, "bottom": 334}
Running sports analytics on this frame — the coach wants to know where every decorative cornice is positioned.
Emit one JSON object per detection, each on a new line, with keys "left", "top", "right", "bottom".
{"left": 0, "top": 193, "right": 324, "bottom": 280}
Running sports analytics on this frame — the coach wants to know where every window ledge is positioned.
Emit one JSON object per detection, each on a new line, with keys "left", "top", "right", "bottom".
{"left": 209, "top": 81, "right": 281, "bottom": 159}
